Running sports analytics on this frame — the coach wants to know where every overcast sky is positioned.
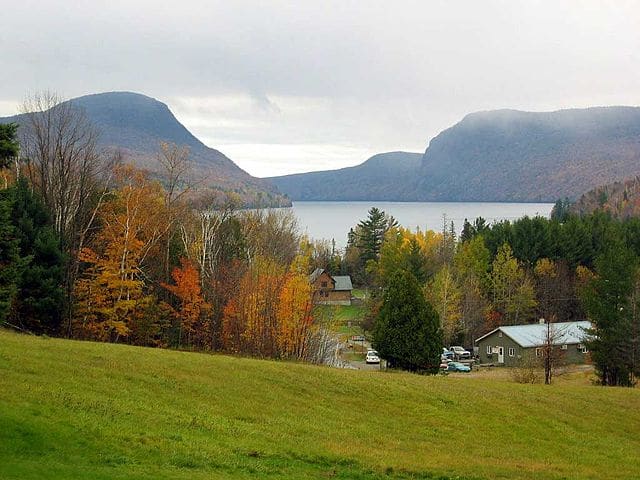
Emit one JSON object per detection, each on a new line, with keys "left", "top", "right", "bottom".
{"left": 2, "top": 1, "right": 640, "bottom": 177}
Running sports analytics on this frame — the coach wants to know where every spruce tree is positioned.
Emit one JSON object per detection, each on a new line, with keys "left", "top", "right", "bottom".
{"left": 0, "top": 123, "right": 19, "bottom": 169}
{"left": 0, "top": 190, "right": 20, "bottom": 323}
{"left": 582, "top": 239, "right": 638, "bottom": 386}
{"left": 373, "top": 270, "right": 442, "bottom": 373}
{"left": 9, "top": 178, "right": 66, "bottom": 334}
{"left": 357, "top": 207, "right": 389, "bottom": 264}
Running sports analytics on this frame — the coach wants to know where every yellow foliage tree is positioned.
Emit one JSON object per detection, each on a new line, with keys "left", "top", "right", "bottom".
{"left": 73, "top": 165, "right": 169, "bottom": 342}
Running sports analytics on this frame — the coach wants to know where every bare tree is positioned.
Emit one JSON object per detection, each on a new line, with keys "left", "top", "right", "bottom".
{"left": 156, "top": 141, "right": 194, "bottom": 279}
{"left": 539, "top": 316, "right": 567, "bottom": 385}
{"left": 20, "top": 92, "right": 109, "bottom": 335}
{"left": 21, "top": 92, "right": 103, "bottom": 242}
{"left": 156, "top": 141, "right": 193, "bottom": 205}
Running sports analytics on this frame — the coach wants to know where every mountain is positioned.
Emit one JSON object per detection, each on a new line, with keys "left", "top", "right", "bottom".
{"left": 267, "top": 151, "right": 423, "bottom": 201}
{"left": 270, "top": 106, "right": 640, "bottom": 203}
{"left": 567, "top": 175, "right": 640, "bottom": 219}
{"left": 415, "top": 107, "right": 640, "bottom": 202}
{"left": 1, "top": 92, "right": 290, "bottom": 207}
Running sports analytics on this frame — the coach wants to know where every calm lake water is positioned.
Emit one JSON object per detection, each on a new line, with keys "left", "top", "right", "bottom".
{"left": 291, "top": 201, "right": 554, "bottom": 249}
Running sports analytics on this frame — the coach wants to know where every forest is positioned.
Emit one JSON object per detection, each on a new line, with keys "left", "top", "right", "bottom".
{"left": 337, "top": 205, "right": 640, "bottom": 386}
{"left": 0, "top": 95, "right": 330, "bottom": 364}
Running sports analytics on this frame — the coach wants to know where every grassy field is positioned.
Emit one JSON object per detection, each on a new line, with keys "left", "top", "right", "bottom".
{"left": 316, "top": 304, "right": 367, "bottom": 339}
{"left": 1, "top": 329, "right": 639, "bottom": 480}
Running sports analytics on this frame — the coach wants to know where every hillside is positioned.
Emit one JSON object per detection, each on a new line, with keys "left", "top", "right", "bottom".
{"left": 267, "top": 151, "right": 422, "bottom": 201}
{"left": 270, "top": 107, "right": 640, "bottom": 202}
{"left": 1, "top": 329, "right": 639, "bottom": 480}
{"left": 1, "top": 92, "right": 290, "bottom": 207}
{"left": 568, "top": 175, "right": 640, "bottom": 218}
{"left": 415, "top": 107, "right": 640, "bottom": 202}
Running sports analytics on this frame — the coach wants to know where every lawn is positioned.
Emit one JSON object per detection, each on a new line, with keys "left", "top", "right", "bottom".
{"left": 316, "top": 304, "right": 367, "bottom": 339}
{"left": 1, "top": 329, "right": 639, "bottom": 479}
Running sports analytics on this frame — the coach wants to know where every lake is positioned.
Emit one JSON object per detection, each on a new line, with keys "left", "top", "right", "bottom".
{"left": 290, "top": 201, "right": 554, "bottom": 249}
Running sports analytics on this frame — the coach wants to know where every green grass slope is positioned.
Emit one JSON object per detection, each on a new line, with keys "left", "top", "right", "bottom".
{"left": 1, "top": 329, "right": 639, "bottom": 479}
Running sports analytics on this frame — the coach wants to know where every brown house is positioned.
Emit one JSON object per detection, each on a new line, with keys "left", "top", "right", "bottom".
{"left": 309, "top": 268, "right": 353, "bottom": 306}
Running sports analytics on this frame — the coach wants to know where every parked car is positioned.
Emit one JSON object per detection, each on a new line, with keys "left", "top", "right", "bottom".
{"left": 365, "top": 350, "right": 380, "bottom": 364}
{"left": 447, "top": 361, "right": 471, "bottom": 373}
{"left": 449, "top": 346, "right": 471, "bottom": 360}
{"left": 439, "top": 361, "right": 449, "bottom": 370}
{"left": 442, "top": 348, "right": 455, "bottom": 361}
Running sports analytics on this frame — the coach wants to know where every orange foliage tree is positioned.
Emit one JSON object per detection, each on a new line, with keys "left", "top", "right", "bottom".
{"left": 162, "top": 257, "right": 211, "bottom": 348}
{"left": 73, "top": 165, "right": 170, "bottom": 342}
{"left": 222, "top": 253, "right": 315, "bottom": 360}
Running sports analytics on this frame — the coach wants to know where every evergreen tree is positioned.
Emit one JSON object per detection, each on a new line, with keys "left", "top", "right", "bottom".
{"left": 373, "top": 270, "right": 442, "bottom": 373}
{"left": 10, "top": 178, "right": 66, "bottom": 333}
{"left": 355, "top": 207, "right": 396, "bottom": 285}
{"left": 582, "top": 239, "right": 639, "bottom": 386}
{"left": 357, "top": 207, "right": 392, "bottom": 264}
{"left": 0, "top": 189, "right": 21, "bottom": 323}
{"left": 550, "top": 197, "right": 572, "bottom": 222}
{"left": 0, "top": 123, "right": 19, "bottom": 169}
{"left": 406, "top": 237, "right": 428, "bottom": 284}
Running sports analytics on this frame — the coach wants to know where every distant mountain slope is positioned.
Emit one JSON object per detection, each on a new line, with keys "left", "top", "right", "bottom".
{"left": 267, "top": 151, "right": 422, "bottom": 201}
{"left": 414, "top": 107, "right": 640, "bottom": 202}
{"left": 568, "top": 175, "right": 640, "bottom": 219}
{"left": 270, "top": 106, "right": 640, "bottom": 203}
{"left": 1, "top": 92, "right": 289, "bottom": 207}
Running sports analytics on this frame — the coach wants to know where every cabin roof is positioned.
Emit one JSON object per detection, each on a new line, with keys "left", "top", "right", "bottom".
{"left": 332, "top": 276, "right": 353, "bottom": 291}
{"left": 308, "top": 269, "right": 352, "bottom": 291}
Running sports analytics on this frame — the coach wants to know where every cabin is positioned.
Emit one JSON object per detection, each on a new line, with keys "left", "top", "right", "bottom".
{"left": 309, "top": 268, "right": 353, "bottom": 306}
{"left": 475, "top": 320, "right": 592, "bottom": 366}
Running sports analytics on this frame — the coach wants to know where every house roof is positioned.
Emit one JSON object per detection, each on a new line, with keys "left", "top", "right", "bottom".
{"left": 309, "top": 268, "right": 326, "bottom": 284}
{"left": 308, "top": 268, "right": 353, "bottom": 291}
{"left": 475, "top": 321, "right": 592, "bottom": 348}
{"left": 332, "top": 276, "right": 353, "bottom": 291}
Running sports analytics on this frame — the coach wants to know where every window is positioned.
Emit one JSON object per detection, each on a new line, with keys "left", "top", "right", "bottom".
{"left": 486, "top": 345, "right": 492, "bottom": 354}
{"left": 508, "top": 347, "right": 515, "bottom": 357}
{"left": 498, "top": 332, "right": 503, "bottom": 338}
{"left": 581, "top": 346, "right": 589, "bottom": 353}
{"left": 321, "top": 281, "right": 327, "bottom": 288}
{"left": 561, "top": 344, "right": 567, "bottom": 350}
{"left": 536, "top": 348, "right": 543, "bottom": 357}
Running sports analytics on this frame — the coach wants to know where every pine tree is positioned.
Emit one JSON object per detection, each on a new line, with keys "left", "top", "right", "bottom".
{"left": 0, "top": 123, "right": 19, "bottom": 169}
{"left": 9, "top": 178, "right": 66, "bottom": 333}
{"left": 373, "top": 270, "right": 442, "bottom": 373}
{"left": 0, "top": 190, "right": 21, "bottom": 323}
{"left": 582, "top": 239, "right": 638, "bottom": 386}
{"left": 357, "top": 207, "right": 393, "bottom": 264}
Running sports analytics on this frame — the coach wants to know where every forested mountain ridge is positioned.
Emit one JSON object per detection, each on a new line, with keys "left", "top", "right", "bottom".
{"left": 267, "top": 151, "right": 423, "bottom": 200}
{"left": 567, "top": 175, "right": 640, "bottom": 219}
{"left": 1, "top": 92, "right": 290, "bottom": 207}
{"left": 269, "top": 106, "right": 640, "bottom": 202}
{"left": 416, "top": 106, "right": 640, "bottom": 201}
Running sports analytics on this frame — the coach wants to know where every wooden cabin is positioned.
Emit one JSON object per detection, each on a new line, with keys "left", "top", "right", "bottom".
{"left": 309, "top": 268, "right": 353, "bottom": 306}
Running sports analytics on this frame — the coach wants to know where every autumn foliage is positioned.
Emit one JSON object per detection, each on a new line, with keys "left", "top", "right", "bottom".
{"left": 163, "top": 258, "right": 211, "bottom": 348}
{"left": 221, "top": 254, "right": 316, "bottom": 360}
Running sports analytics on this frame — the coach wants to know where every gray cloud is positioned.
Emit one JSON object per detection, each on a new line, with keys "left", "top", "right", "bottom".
{"left": 2, "top": 1, "right": 640, "bottom": 176}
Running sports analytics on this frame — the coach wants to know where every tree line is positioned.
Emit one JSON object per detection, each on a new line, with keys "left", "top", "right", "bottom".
{"left": 323, "top": 207, "right": 640, "bottom": 385}
{"left": 0, "top": 94, "right": 331, "bottom": 363}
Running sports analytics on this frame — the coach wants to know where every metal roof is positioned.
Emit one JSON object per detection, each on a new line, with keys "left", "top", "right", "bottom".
{"left": 332, "top": 276, "right": 353, "bottom": 291}
{"left": 475, "top": 321, "right": 592, "bottom": 348}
